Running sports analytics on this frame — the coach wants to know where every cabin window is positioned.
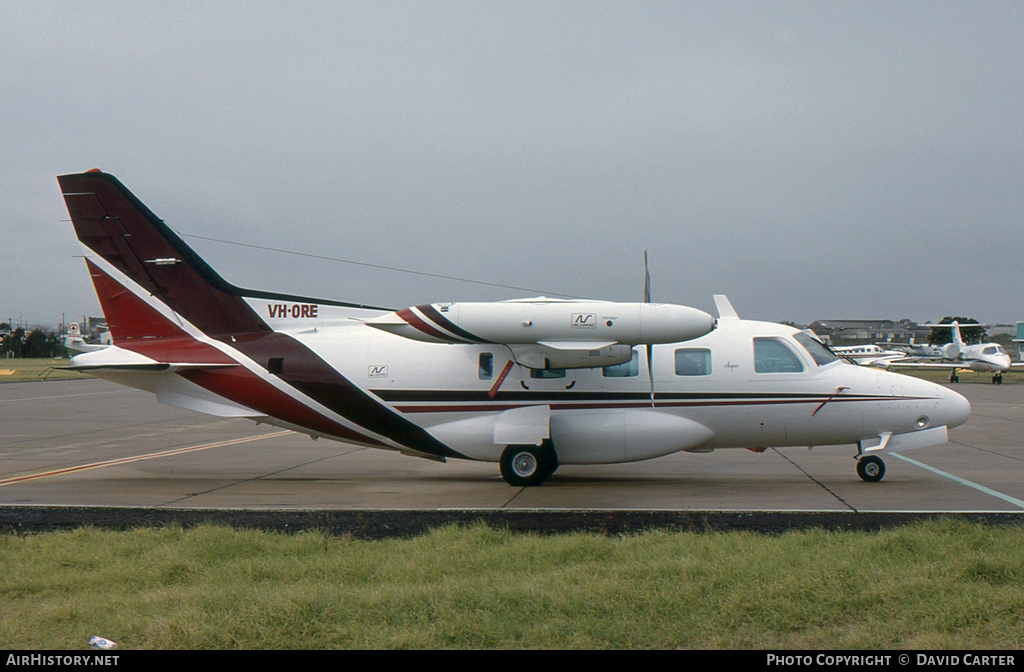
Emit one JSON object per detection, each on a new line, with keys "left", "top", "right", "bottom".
{"left": 530, "top": 368, "right": 567, "bottom": 379}
{"left": 674, "top": 348, "right": 712, "bottom": 376}
{"left": 603, "top": 349, "right": 639, "bottom": 377}
{"left": 753, "top": 338, "right": 805, "bottom": 373}
{"left": 267, "top": 357, "right": 284, "bottom": 375}
{"left": 793, "top": 332, "right": 840, "bottom": 367}
{"left": 479, "top": 353, "right": 494, "bottom": 380}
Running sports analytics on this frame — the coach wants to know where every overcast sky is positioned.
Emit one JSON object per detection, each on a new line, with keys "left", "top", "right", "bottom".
{"left": 2, "top": 1, "right": 1022, "bottom": 330}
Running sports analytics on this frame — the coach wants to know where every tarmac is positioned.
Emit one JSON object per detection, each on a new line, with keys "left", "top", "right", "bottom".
{"left": 1, "top": 377, "right": 1022, "bottom": 537}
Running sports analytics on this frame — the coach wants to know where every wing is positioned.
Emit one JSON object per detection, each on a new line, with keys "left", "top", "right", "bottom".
{"left": 888, "top": 361, "right": 965, "bottom": 371}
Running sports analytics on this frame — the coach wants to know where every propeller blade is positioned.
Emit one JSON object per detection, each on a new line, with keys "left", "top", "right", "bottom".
{"left": 643, "top": 251, "right": 654, "bottom": 406}
{"left": 646, "top": 342, "right": 655, "bottom": 407}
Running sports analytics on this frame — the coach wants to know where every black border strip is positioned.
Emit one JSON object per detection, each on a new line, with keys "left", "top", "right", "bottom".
{"left": 2, "top": 506, "right": 1021, "bottom": 540}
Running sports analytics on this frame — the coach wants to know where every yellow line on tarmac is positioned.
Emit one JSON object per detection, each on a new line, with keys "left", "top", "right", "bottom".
{"left": 0, "top": 430, "right": 294, "bottom": 487}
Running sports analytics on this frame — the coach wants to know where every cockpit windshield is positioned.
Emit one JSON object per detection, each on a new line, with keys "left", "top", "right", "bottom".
{"left": 794, "top": 332, "right": 842, "bottom": 367}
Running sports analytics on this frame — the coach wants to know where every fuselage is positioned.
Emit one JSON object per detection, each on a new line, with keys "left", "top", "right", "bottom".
{"left": 958, "top": 343, "right": 1012, "bottom": 373}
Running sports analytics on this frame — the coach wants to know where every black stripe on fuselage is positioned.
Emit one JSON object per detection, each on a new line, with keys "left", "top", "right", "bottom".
{"left": 417, "top": 304, "right": 491, "bottom": 343}
{"left": 224, "top": 332, "right": 467, "bottom": 459}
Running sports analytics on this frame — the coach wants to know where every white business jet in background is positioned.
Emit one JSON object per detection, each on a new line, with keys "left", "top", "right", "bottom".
{"left": 888, "top": 322, "right": 1019, "bottom": 384}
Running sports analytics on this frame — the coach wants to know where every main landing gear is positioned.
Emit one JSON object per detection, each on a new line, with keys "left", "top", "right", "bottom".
{"left": 950, "top": 370, "right": 1004, "bottom": 384}
{"left": 856, "top": 455, "right": 886, "bottom": 483}
{"left": 500, "top": 441, "right": 559, "bottom": 487}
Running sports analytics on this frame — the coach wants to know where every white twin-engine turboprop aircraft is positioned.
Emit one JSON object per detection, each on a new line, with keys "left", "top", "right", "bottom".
{"left": 58, "top": 170, "right": 971, "bottom": 487}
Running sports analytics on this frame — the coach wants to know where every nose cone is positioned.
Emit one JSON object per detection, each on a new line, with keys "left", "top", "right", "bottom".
{"left": 937, "top": 384, "right": 971, "bottom": 429}
{"left": 639, "top": 303, "right": 717, "bottom": 343}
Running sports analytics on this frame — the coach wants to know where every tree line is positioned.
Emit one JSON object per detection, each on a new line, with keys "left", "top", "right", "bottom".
{"left": 0, "top": 324, "right": 67, "bottom": 358}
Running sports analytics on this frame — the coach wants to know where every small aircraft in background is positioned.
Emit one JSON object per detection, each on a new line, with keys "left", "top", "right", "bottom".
{"left": 63, "top": 323, "right": 112, "bottom": 354}
{"left": 886, "top": 340, "right": 944, "bottom": 359}
{"left": 886, "top": 322, "right": 1018, "bottom": 384}
{"left": 58, "top": 170, "right": 971, "bottom": 486}
{"left": 831, "top": 344, "right": 907, "bottom": 369}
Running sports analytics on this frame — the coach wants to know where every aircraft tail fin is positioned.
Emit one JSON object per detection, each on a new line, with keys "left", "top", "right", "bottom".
{"left": 58, "top": 170, "right": 274, "bottom": 338}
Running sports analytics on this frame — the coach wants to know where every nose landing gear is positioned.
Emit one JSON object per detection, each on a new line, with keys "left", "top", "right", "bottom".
{"left": 856, "top": 455, "right": 886, "bottom": 482}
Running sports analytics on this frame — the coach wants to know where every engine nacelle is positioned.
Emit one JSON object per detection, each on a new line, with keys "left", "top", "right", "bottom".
{"left": 426, "top": 406, "right": 716, "bottom": 464}
{"left": 364, "top": 298, "right": 716, "bottom": 347}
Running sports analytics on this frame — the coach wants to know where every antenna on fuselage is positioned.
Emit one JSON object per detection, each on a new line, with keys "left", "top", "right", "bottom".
{"left": 713, "top": 295, "right": 740, "bottom": 320}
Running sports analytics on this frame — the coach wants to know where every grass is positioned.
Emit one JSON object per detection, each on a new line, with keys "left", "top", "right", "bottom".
{"left": 897, "top": 368, "right": 1024, "bottom": 384}
{"left": 0, "top": 357, "right": 92, "bottom": 383}
{"left": 1, "top": 520, "right": 1023, "bottom": 649}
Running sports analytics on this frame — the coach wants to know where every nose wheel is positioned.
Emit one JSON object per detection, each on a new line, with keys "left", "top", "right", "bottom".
{"left": 856, "top": 455, "right": 886, "bottom": 482}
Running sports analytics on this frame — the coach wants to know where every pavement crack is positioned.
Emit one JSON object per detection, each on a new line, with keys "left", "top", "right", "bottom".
{"left": 500, "top": 488, "right": 526, "bottom": 508}
{"left": 772, "top": 448, "right": 858, "bottom": 512}
{"left": 157, "top": 450, "right": 352, "bottom": 506}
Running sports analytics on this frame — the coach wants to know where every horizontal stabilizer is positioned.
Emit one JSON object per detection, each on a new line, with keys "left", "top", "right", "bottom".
{"left": 66, "top": 362, "right": 237, "bottom": 373}
{"left": 68, "top": 345, "right": 238, "bottom": 372}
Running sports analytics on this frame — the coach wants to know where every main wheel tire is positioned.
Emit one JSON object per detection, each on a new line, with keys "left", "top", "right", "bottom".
{"left": 856, "top": 455, "right": 886, "bottom": 483}
{"left": 500, "top": 442, "right": 558, "bottom": 487}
